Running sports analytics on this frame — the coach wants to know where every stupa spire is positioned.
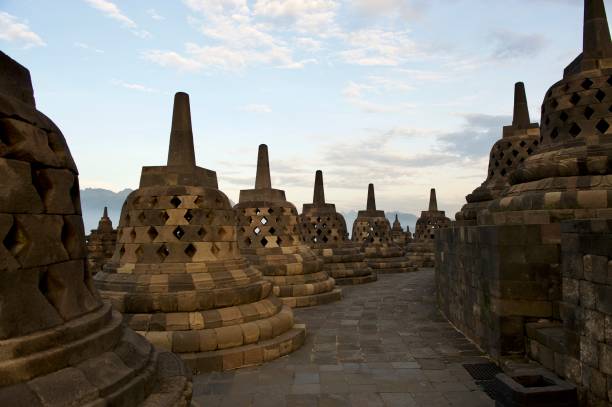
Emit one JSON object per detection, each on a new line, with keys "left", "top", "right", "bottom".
{"left": 583, "top": 0, "right": 612, "bottom": 59}
{"left": 167, "top": 92, "right": 196, "bottom": 167}
{"left": 512, "top": 82, "right": 531, "bottom": 129}
{"left": 255, "top": 144, "right": 272, "bottom": 189}
{"left": 428, "top": 188, "right": 438, "bottom": 211}
{"left": 103, "top": 206, "right": 108, "bottom": 218}
{"left": 313, "top": 170, "right": 325, "bottom": 204}
{"left": 367, "top": 184, "right": 376, "bottom": 211}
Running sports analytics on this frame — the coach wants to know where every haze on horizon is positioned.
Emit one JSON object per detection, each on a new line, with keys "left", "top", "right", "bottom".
{"left": 0, "top": 0, "right": 601, "bottom": 218}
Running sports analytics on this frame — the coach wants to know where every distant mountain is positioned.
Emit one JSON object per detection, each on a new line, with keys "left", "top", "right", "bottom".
{"left": 341, "top": 210, "right": 418, "bottom": 237}
{"left": 81, "top": 188, "right": 133, "bottom": 232}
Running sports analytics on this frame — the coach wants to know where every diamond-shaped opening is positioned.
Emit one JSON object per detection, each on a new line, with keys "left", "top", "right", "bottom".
{"left": 210, "top": 243, "right": 220, "bottom": 256}
{"left": 255, "top": 208, "right": 261, "bottom": 215}
{"left": 559, "top": 111, "right": 569, "bottom": 122}
{"left": 185, "top": 244, "right": 197, "bottom": 258}
{"left": 312, "top": 237, "right": 318, "bottom": 243}
{"left": 194, "top": 196, "right": 203, "bottom": 207}
{"left": 609, "top": 105, "right": 612, "bottom": 113}
{"left": 3, "top": 220, "right": 26, "bottom": 257}
{"left": 569, "top": 93, "right": 581, "bottom": 105}
{"left": 596, "top": 119, "right": 610, "bottom": 134}
{"left": 512, "top": 150, "right": 519, "bottom": 157}
{"left": 581, "top": 78, "right": 594, "bottom": 89}
{"left": 138, "top": 211, "right": 146, "bottom": 223}
{"left": 569, "top": 123, "right": 582, "bottom": 137}
{"left": 322, "top": 235, "right": 329, "bottom": 243}
{"left": 170, "top": 196, "right": 182, "bottom": 208}
{"left": 124, "top": 213, "right": 131, "bottom": 224}
{"left": 500, "top": 152, "right": 505, "bottom": 158}
{"left": 218, "top": 227, "right": 227, "bottom": 239}
{"left": 596, "top": 90, "right": 606, "bottom": 102}
{"left": 173, "top": 226, "right": 185, "bottom": 240}
{"left": 244, "top": 236, "right": 252, "bottom": 245}
{"left": 316, "top": 217, "right": 321, "bottom": 222}
{"left": 268, "top": 208, "right": 274, "bottom": 214}
{"left": 261, "top": 217, "right": 268, "bottom": 225}
{"left": 254, "top": 227, "right": 261, "bottom": 235}
{"left": 198, "top": 227, "right": 207, "bottom": 239}
{"left": 550, "top": 128, "right": 559, "bottom": 139}
{"left": 494, "top": 161, "right": 500, "bottom": 167}
{"left": 584, "top": 106, "right": 595, "bottom": 119}
{"left": 545, "top": 117, "right": 551, "bottom": 126}
{"left": 322, "top": 223, "right": 327, "bottom": 229}
{"left": 506, "top": 159, "right": 513, "bottom": 166}
{"left": 184, "top": 209, "right": 193, "bottom": 223}
{"left": 607, "top": 76, "right": 612, "bottom": 86}
{"left": 519, "top": 140, "right": 527, "bottom": 147}
{"left": 149, "top": 196, "right": 158, "bottom": 207}
{"left": 277, "top": 236, "right": 282, "bottom": 245}
{"left": 135, "top": 246, "right": 144, "bottom": 260}
{"left": 551, "top": 99, "right": 559, "bottom": 109}
{"left": 534, "top": 140, "right": 539, "bottom": 146}
{"left": 527, "top": 148, "right": 534, "bottom": 155}
{"left": 562, "top": 83, "right": 570, "bottom": 92}
{"left": 161, "top": 211, "right": 170, "bottom": 223}
{"left": 157, "top": 245, "right": 170, "bottom": 260}
{"left": 316, "top": 228, "right": 322, "bottom": 235}
{"left": 147, "top": 226, "right": 158, "bottom": 241}
{"left": 119, "top": 245, "right": 126, "bottom": 257}
{"left": 269, "top": 227, "right": 276, "bottom": 234}
{"left": 130, "top": 229, "right": 137, "bottom": 241}
{"left": 260, "top": 237, "right": 268, "bottom": 247}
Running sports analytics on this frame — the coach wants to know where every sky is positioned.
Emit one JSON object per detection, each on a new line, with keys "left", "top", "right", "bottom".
{"left": 0, "top": 0, "right": 603, "bottom": 219}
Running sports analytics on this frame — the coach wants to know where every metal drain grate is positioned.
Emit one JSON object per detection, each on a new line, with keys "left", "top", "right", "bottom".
{"left": 462, "top": 363, "right": 502, "bottom": 381}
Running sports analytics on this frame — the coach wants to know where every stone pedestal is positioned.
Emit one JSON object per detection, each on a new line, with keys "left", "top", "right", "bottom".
{"left": 300, "top": 171, "right": 376, "bottom": 285}
{"left": 0, "top": 52, "right": 191, "bottom": 405}
{"left": 95, "top": 95, "right": 304, "bottom": 372}
{"left": 235, "top": 146, "right": 341, "bottom": 307}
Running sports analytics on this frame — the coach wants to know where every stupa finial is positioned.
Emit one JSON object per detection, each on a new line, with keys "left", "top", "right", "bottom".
{"left": 583, "top": 0, "right": 612, "bottom": 59}
{"left": 103, "top": 206, "right": 108, "bottom": 218}
{"left": 255, "top": 144, "right": 272, "bottom": 189}
{"left": 429, "top": 188, "right": 438, "bottom": 211}
{"left": 367, "top": 184, "right": 376, "bottom": 211}
{"left": 167, "top": 92, "right": 196, "bottom": 167}
{"left": 313, "top": 170, "right": 325, "bottom": 204}
{"left": 512, "top": 82, "right": 531, "bottom": 129}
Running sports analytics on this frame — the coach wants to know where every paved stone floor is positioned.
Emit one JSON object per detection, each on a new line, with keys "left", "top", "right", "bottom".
{"left": 192, "top": 270, "right": 495, "bottom": 407}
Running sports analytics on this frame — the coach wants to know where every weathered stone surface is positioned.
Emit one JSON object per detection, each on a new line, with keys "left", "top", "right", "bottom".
{"left": 95, "top": 97, "right": 304, "bottom": 372}
{"left": 0, "top": 51, "right": 191, "bottom": 406}
{"left": 86, "top": 207, "right": 117, "bottom": 275}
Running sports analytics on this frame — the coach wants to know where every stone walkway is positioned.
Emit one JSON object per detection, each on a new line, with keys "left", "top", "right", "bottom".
{"left": 192, "top": 270, "right": 495, "bottom": 407}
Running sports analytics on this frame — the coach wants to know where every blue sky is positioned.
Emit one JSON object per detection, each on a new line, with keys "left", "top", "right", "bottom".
{"left": 0, "top": 0, "right": 602, "bottom": 218}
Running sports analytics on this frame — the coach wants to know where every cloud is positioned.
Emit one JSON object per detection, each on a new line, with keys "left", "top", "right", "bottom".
{"left": 295, "top": 37, "right": 322, "bottom": 51}
{"left": 351, "top": 0, "right": 428, "bottom": 20}
{"left": 142, "top": 49, "right": 203, "bottom": 72}
{"left": 84, "top": 0, "right": 150, "bottom": 38}
{"left": 241, "top": 103, "right": 273, "bottom": 113}
{"left": 0, "top": 12, "right": 45, "bottom": 48}
{"left": 491, "top": 30, "right": 548, "bottom": 60}
{"left": 339, "top": 29, "right": 419, "bottom": 66}
{"left": 342, "top": 78, "right": 415, "bottom": 113}
{"left": 147, "top": 8, "right": 165, "bottom": 20}
{"left": 111, "top": 79, "right": 158, "bottom": 93}
{"left": 253, "top": 0, "right": 339, "bottom": 33}
{"left": 436, "top": 113, "right": 511, "bottom": 158}
{"left": 74, "top": 41, "right": 104, "bottom": 53}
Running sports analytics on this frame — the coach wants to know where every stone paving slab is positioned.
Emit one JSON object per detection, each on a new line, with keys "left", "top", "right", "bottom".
{"left": 192, "top": 270, "right": 494, "bottom": 407}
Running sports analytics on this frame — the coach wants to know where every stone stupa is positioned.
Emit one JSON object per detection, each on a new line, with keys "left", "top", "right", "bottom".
{"left": 235, "top": 145, "right": 342, "bottom": 307}
{"left": 95, "top": 94, "right": 305, "bottom": 372}
{"left": 456, "top": 82, "right": 540, "bottom": 223}
{"left": 86, "top": 206, "right": 117, "bottom": 274}
{"left": 0, "top": 52, "right": 192, "bottom": 405}
{"left": 300, "top": 171, "right": 377, "bottom": 285}
{"left": 351, "top": 184, "right": 416, "bottom": 273}
{"left": 390, "top": 214, "right": 408, "bottom": 246}
{"left": 406, "top": 189, "right": 450, "bottom": 267}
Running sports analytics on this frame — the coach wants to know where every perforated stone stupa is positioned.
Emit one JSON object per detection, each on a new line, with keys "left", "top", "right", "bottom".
{"left": 456, "top": 82, "right": 541, "bottom": 223}
{"left": 86, "top": 206, "right": 117, "bottom": 275}
{"left": 406, "top": 189, "right": 450, "bottom": 268}
{"left": 390, "top": 214, "right": 410, "bottom": 246}
{"left": 351, "top": 184, "right": 416, "bottom": 273}
{"left": 300, "top": 171, "right": 377, "bottom": 285}
{"left": 94, "top": 95, "right": 305, "bottom": 372}
{"left": 235, "top": 145, "right": 342, "bottom": 307}
{"left": 0, "top": 52, "right": 192, "bottom": 406}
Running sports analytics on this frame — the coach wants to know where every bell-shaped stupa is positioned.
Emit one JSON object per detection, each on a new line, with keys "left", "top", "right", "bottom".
{"left": 86, "top": 206, "right": 117, "bottom": 274}
{"left": 390, "top": 214, "right": 409, "bottom": 246}
{"left": 456, "top": 83, "right": 540, "bottom": 223}
{"left": 95, "top": 95, "right": 304, "bottom": 372}
{"left": 300, "top": 171, "right": 377, "bottom": 285}
{"left": 0, "top": 52, "right": 192, "bottom": 405}
{"left": 484, "top": 0, "right": 612, "bottom": 224}
{"left": 406, "top": 189, "right": 450, "bottom": 267}
{"left": 235, "top": 146, "right": 342, "bottom": 307}
{"left": 351, "top": 184, "right": 416, "bottom": 273}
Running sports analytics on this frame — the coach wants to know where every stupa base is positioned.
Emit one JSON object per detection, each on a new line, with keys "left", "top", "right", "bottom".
{"left": 0, "top": 303, "right": 192, "bottom": 407}
{"left": 334, "top": 273, "right": 378, "bottom": 285}
{"left": 179, "top": 325, "right": 306, "bottom": 373}
{"left": 280, "top": 288, "right": 343, "bottom": 308}
{"left": 367, "top": 258, "right": 417, "bottom": 274}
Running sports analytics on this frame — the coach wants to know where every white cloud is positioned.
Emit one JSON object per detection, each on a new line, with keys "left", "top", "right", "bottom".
{"left": 74, "top": 41, "right": 104, "bottom": 53}
{"left": 147, "top": 8, "right": 165, "bottom": 20}
{"left": 295, "top": 37, "right": 322, "bottom": 51}
{"left": 142, "top": 50, "right": 202, "bottom": 72}
{"left": 342, "top": 77, "right": 415, "bottom": 112}
{"left": 84, "top": 0, "right": 150, "bottom": 38}
{"left": 111, "top": 79, "right": 158, "bottom": 93}
{"left": 253, "top": 0, "right": 339, "bottom": 33}
{"left": 241, "top": 103, "right": 273, "bottom": 113}
{"left": 339, "top": 29, "right": 419, "bottom": 66}
{"left": 0, "top": 12, "right": 45, "bottom": 48}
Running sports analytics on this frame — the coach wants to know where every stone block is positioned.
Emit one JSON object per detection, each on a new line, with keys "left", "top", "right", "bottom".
{"left": 584, "top": 309, "right": 605, "bottom": 342}
{"left": 601, "top": 343, "right": 612, "bottom": 375}
{"left": 562, "top": 278, "right": 580, "bottom": 304}
{"left": 173, "top": 331, "right": 200, "bottom": 353}
{"left": 215, "top": 326, "right": 243, "bottom": 349}
{"left": 62, "top": 215, "right": 86, "bottom": 259}
{"left": 33, "top": 168, "right": 76, "bottom": 214}
{"left": 46, "top": 260, "right": 99, "bottom": 320}
{"left": 0, "top": 158, "right": 43, "bottom": 213}
{"left": 595, "top": 284, "right": 612, "bottom": 314}
{"left": 28, "top": 367, "right": 99, "bottom": 406}
{"left": 199, "top": 330, "right": 217, "bottom": 352}
{"left": 580, "top": 280, "right": 597, "bottom": 310}
{"left": 580, "top": 336, "right": 600, "bottom": 368}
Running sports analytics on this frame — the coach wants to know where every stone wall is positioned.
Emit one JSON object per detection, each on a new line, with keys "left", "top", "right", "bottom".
{"left": 436, "top": 223, "right": 561, "bottom": 360}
